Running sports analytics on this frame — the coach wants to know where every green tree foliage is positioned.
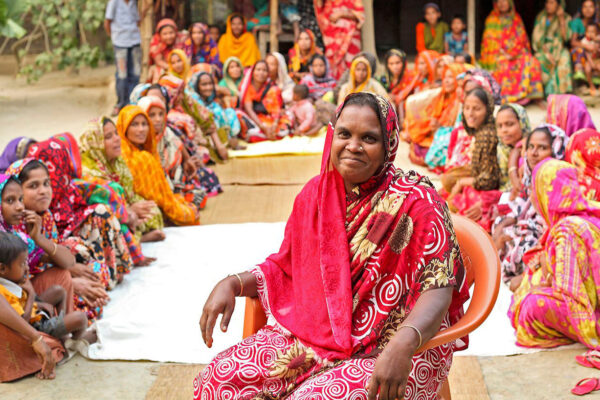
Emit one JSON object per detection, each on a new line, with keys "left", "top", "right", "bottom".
{"left": 1, "top": 0, "right": 108, "bottom": 82}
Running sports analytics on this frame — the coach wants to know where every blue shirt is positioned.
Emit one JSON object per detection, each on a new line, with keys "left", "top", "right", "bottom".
{"left": 105, "top": 0, "right": 141, "bottom": 48}
{"left": 444, "top": 31, "right": 468, "bottom": 56}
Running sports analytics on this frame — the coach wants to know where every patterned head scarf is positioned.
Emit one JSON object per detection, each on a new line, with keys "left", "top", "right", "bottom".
{"left": 505, "top": 103, "right": 532, "bottom": 137}
{"left": 158, "top": 75, "right": 186, "bottom": 110}
{"left": 188, "top": 71, "right": 216, "bottom": 104}
{"left": 137, "top": 96, "right": 168, "bottom": 137}
{"left": 463, "top": 68, "right": 503, "bottom": 104}
{"left": 522, "top": 123, "right": 568, "bottom": 191}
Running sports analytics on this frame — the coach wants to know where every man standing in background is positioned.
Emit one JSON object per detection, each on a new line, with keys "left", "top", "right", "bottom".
{"left": 104, "top": 0, "right": 142, "bottom": 116}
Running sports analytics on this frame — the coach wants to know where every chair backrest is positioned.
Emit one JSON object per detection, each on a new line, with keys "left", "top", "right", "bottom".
{"left": 416, "top": 214, "right": 501, "bottom": 353}
{"left": 243, "top": 214, "right": 501, "bottom": 351}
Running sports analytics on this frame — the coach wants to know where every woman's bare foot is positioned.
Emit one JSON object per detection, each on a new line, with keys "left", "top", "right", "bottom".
{"left": 81, "top": 328, "right": 98, "bottom": 345}
{"left": 211, "top": 132, "right": 229, "bottom": 160}
{"left": 228, "top": 137, "right": 247, "bottom": 150}
{"left": 140, "top": 229, "right": 166, "bottom": 243}
{"left": 135, "top": 257, "right": 157, "bottom": 267}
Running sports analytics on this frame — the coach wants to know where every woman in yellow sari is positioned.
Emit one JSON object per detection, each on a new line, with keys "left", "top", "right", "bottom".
{"left": 167, "top": 49, "right": 191, "bottom": 81}
{"left": 336, "top": 57, "right": 388, "bottom": 105}
{"left": 116, "top": 105, "right": 199, "bottom": 226}
{"left": 217, "top": 14, "right": 261, "bottom": 68}
{"left": 509, "top": 159, "right": 600, "bottom": 350}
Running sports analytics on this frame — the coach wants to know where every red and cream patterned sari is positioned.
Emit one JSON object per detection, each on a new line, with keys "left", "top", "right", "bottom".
{"left": 193, "top": 94, "right": 469, "bottom": 400}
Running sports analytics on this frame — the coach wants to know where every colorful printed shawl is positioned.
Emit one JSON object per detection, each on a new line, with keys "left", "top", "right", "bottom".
{"left": 0, "top": 137, "right": 36, "bottom": 174}
{"left": 288, "top": 29, "right": 321, "bottom": 74}
{"left": 566, "top": 128, "right": 600, "bottom": 200}
{"left": 406, "top": 63, "right": 466, "bottom": 148}
{"left": 116, "top": 105, "right": 199, "bottom": 226}
{"left": 184, "top": 22, "right": 222, "bottom": 70}
{"left": 546, "top": 94, "right": 596, "bottom": 136}
{"left": 480, "top": 1, "right": 544, "bottom": 102}
{"left": 79, "top": 118, "right": 165, "bottom": 236}
{"left": 315, "top": 0, "right": 365, "bottom": 80}
{"left": 299, "top": 54, "right": 337, "bottom": 101}
{"left": 149, "top": 18, "right": 188, "bottom": 67}
{"left": 532, "top": 3, "right": 573, "bottom": 94}
{"left": 0, "top": 174, "right": 43, "bottom": 268}
{"left": 253, "top": 92, "right": 468, "bottom": 361}
{"left": 509, "top": 159, "right": 600, "bottom": 349}
{"left": 218, "top": 56, "right": 243, "bottom": 97}
{"left": 217, "top": 14, "right": 261, "bottom": 67}
{"left": 167, "top": 49, "right": 191, "bottom": 81}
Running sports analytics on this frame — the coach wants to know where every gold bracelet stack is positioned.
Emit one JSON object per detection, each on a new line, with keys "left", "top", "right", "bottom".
{"left": 232, "top": 273, "right": 244, "bottom": 296}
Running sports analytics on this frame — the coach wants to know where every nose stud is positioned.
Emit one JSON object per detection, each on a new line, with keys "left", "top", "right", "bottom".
{"left": 359, "top": 146, "right": 364, "bottom": 151}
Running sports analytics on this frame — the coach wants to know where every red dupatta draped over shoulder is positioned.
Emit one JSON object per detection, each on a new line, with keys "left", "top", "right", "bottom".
{"left": 253, "top": 93, "right": 469, "bottom": 361}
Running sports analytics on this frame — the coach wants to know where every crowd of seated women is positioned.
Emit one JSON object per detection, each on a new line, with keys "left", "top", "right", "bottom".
{"left": 2, "top": 0, "right": 600, "bottom": 391}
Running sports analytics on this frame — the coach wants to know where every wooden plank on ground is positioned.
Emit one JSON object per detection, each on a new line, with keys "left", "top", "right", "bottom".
{"left": 212, "top": 155, "right": 321, "bottom": 186}
{"left": 201, "top": 184, "right": 303, "bottom": 225}
{"left": 449, "top": 356, "right": 490, "bottom": 400}
{"left": 145, "top": 364, "right": 205, "bottom": 400}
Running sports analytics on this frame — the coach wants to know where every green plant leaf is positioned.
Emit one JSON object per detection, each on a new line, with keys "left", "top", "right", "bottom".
{"left": 0, "top": 18, "right": 26, "bottom": 38}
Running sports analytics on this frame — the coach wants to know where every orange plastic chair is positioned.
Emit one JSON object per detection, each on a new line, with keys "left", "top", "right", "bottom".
{"left": 242, "top": 214, "right": 501, "bottom": 399}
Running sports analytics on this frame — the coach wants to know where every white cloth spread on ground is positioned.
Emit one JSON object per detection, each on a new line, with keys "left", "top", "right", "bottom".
{"left": 229, "top": 131, "right": 325, "bottom": 158}
{"left": 86, "top": 222, "right": 582, "bottom": 363}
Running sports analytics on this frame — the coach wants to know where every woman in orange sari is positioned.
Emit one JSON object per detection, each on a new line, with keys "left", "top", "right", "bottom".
{"left": 217, "top": 14, "right": 261, "bottom": 68}
{"left": 314, "top": 0, "right": 365, "bottom": 80}
{"left": 288, "top": 29, "right": 322, "bottom": 83}
{"left": 116, "top": 105, "right": 199, "bottom": 225}
{"left": 237, "top": 60, "right": 291, "bottom": 142}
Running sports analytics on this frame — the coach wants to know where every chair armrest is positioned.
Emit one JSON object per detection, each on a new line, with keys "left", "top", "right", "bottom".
{"left": 243, "top": 297, "right": 267, "bottom": 339}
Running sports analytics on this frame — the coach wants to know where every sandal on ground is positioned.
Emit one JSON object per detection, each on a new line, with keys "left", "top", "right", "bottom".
{"left": 576, "top": 350, "right": 600, "bottom": 369}
{"left": 572, "top": 378, "right": 600, "bottom": 396}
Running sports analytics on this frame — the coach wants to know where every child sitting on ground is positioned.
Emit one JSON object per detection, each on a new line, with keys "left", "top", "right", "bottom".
{"left": 287, "top": 84, "right": 322, "bottom": 136}
{"left": 416, "top": 3, "right": 449, "bottom": 54}
{"left": 581, "top": 23, "right": 600, "bottom": 95}
{"left": 445, "top": 14, "right": 468, "bottom": 56}
{"left": 0, "top": 232, "right": 96, "bottom": 346}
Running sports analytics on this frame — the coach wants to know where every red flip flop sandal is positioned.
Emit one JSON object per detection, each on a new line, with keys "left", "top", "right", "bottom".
{"left": 576, "top": 350, "right": 600, "bottom": 369}
{"left": 572, "top": 378, "right": 600, "bottom": 396}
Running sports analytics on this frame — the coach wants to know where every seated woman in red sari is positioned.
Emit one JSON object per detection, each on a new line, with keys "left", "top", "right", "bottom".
{"left": 480, "top": 0, "right": 543, "bottom": 104}
{"left": 195, "top": 93, "right": 469, "bottom": 400}
{"left": 237, "top": 60, "right": 291, "bottom": 142}
{"left": 148, "top": 18, "right": 188, "bottom": 83}
{"left": 379, "top": 49, "right": 416, "bottom": 115}
{"left": 509, "top": 159, "right": 600, "bottom": 350}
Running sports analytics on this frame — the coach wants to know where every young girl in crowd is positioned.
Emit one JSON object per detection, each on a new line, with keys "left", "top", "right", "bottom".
{"left": 379, "top": 49, "right": 415, "bottom": 119}
{"left": 445, "top": 14, "right": 468, "bottom": 56}
{"left": 217, "top": 57, "right": 243, "bottom": 108}
{"left": 185, "top": 22, "right": 222, "bottom": 71}
{"left": 336, "top": 56, "right": 388, "bottom": 105}
{"left": 495, "top": 104, "right": 531, "bottom": 192}
{"left": 492, "top": 124, "right": 569, "bottom": 289}
{"left": 0, "top": 232, "right": 94, "bottom": 345}
{"left": 443, "top": 87, "right": 501, "bottom": 231}
{"left": 288, "top": 29, "right": 321, "bottom": 83}
{"left": 167, "top": 49, "right": 191, "bottom": 81}
{"left": 238, "top": 60, "right": 291, "bottom": 142}
{"left": 148, "top": 18, "right": 188, "bottom": 83}
{"left": 416, "top": 3, "right": 449, "bottom": 54}
{"left": 300, "top": 54, "right": 337, "bottom": 101}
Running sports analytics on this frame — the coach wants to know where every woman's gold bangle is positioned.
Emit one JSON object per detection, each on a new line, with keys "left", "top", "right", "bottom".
{"left": 232, "top": 273, "right": 244, "bottom": 297}
{"left": 31, "top": 335, "right": 43, "bottom": 347}
{"left": 50, "top": 242, "right": 58, "bottom": 257}
{"left": 399, "top": 324, "right": 423, "bottom": 349}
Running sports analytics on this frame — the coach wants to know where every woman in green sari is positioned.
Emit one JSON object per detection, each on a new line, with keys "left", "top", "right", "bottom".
{"left": 532, "top": 0, "right": 573, "bottom": 95}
